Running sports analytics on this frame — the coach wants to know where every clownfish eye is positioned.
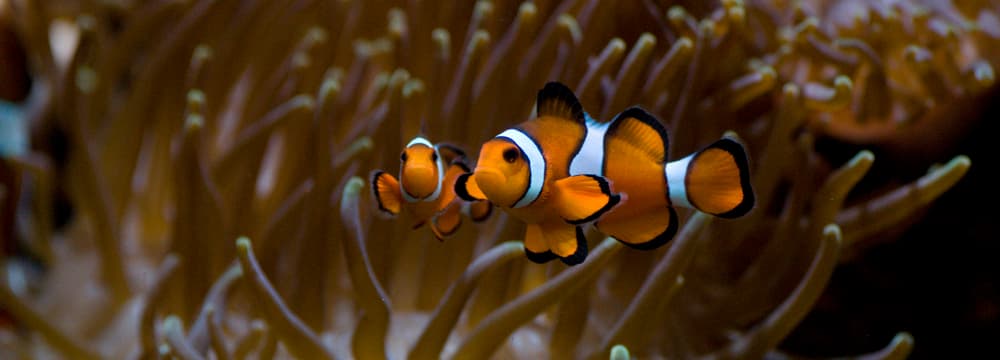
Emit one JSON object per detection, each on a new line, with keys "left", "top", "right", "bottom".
{"left": 502, "top": 148, "right": 519, "bottom": 163}
{"left": 431, "top": 152, "right": 438, "bottom": 162}
{"left": 401, "top": 151, "right": 408, "bottom": 162}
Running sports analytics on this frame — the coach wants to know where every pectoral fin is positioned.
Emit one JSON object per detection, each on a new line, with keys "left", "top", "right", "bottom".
{"left": 552, "top": 175, "right": 620, "bottom": 224}
{"left": 371, "top": 170, "right": 403, "bottom": 216}
{"left": 455, "top": 173, "right": 487, "bottom": 201}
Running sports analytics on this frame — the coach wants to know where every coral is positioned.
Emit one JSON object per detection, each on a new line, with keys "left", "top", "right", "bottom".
{"left": 0, "top": 0, "right": 992, "bottom": 359}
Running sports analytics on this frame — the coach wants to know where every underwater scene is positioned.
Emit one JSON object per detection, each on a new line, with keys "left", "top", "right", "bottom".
{"left": 0, "top": 0, "right": 997, "bottom": 359}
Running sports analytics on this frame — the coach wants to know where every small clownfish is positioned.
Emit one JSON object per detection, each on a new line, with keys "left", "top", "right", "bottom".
{"left": 456, "top": 82, "right": 754, "bottom": 265}
{"left": 371, "top": 137, "right": 493, "bottom": 240}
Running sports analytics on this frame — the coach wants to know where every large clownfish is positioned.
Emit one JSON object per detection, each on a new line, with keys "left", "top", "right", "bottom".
{"left": 371, "top": 137, "right": 492, "bottom": 240}
{"left": 456, "top": 82, "right": 754, "bottom": 265}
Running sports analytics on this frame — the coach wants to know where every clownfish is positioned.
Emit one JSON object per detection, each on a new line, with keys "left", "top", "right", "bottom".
{"left": 371, "top": 137, "right": 492, "bottom": 240}
{"left": 456, "top": 82, "right": 753, "bottom": 265}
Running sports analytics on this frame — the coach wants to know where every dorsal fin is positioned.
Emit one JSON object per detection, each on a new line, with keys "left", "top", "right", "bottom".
{"left": 606, "top": 107, "right": 670, "bottom": 163}
{"left": 536, "top": 81, "right": 584, "bottom": 122}
{"left": 434, "top": 142, "right": 466, "bottom": 165}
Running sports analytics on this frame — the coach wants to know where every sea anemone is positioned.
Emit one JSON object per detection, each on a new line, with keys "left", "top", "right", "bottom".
{"left": 0, "top": 0, "right": 992, "bottom": 359}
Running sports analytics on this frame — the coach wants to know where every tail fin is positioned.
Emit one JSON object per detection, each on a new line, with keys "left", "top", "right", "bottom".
{"left": 666, "top": 137, "right": 754, "bottom": 218}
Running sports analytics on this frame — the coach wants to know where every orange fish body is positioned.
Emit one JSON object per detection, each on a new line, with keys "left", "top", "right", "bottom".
{"left": 371, "top": 137, "right": 491, "bottom": 240}
{"left": 457, "top": 82, "right": 753, "bottom": 264}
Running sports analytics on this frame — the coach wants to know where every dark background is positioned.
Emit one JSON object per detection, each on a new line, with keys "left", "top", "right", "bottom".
{"left": 785, "top": 87, "right": 1000, "bottom": 359}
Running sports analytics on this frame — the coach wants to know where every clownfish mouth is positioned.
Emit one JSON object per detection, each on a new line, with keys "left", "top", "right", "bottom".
{"left": 472, "top": 167, "right": 509, "bottom": 203}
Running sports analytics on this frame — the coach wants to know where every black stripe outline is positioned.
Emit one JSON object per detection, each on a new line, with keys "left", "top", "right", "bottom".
{"left": 526, "top": 249, "right": 559, "bottom": 264}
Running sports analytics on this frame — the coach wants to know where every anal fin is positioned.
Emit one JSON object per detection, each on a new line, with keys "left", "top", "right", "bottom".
{"left": 431, "top": 202, "right": 462, "bottom": 240}
{"left": 597, "top": 206, "right": 678, "bottom": 250}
